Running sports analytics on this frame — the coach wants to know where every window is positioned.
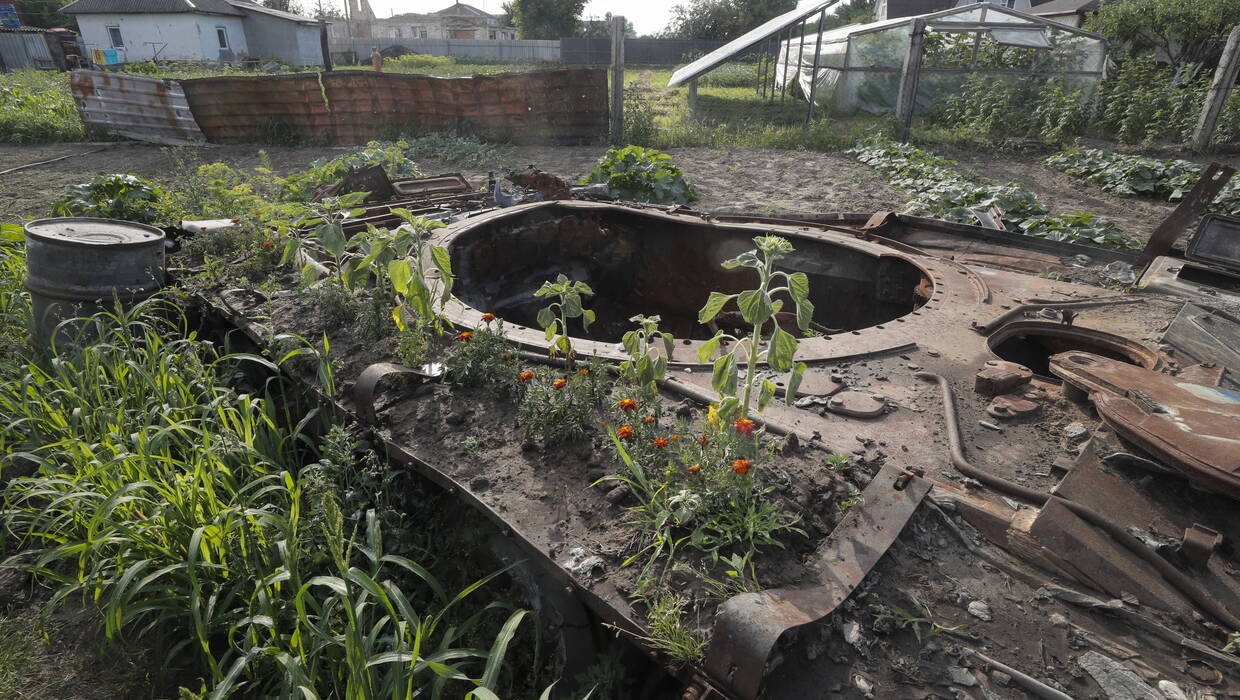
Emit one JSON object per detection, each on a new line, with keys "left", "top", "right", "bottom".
{"left": 215, "top": 26, "right": 229, "bottom": 49}
{"left": 107, "top": 25, "right": 123, "bottom": 48}
{"left": 419, "top": 29, "right": 427, "bottom": 39}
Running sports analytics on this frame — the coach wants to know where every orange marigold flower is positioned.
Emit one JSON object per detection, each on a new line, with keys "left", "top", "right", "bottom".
{"left": 732, "top": 459, "right": 752, "bottom": 476}
{"left": 261, "top": 240, "right": 274, "bottom": 250}
{"left": 579, "top": 369, "right": 590, "bottom": 376}
{"left": 668, "top": 434, "right": 680, "bottom": 441}
{"left": 643, "top": 416, "right": 656, "bottom": 424}
{"left": 688, "top": 464, "right": 700, "bottom": 473}
{"left": 457, "top": 331, "right": 473, "bottom": 342}
{"left": 733, "top": 418, "right": 756, "bottom": 436}
{"left": 698, "top": 434, "right": 710, "bottom": 447}
{"left": 618, "top": 399, "right": 638, "bottom": 412}
{"left": 553, "top": 378, "right": 568, "bottom": 389}
{"left": 617, "top": 424, "right": 635, "bottom": 439}
{"left": 481, "top": 312, "right": 496, "bottom": 322}
{"left": 519, "top": 370, "right": 535, "bottom": 383}
{"left": 652, "top": 437, "right": 669, "bottom": 449}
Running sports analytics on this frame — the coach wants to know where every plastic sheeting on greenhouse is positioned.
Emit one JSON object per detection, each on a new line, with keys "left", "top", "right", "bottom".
{"left": 774, "top": 3, "right": 1106, "bottom": 115}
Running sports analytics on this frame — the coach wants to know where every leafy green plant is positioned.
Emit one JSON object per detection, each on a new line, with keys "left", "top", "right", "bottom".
{"left": 281, "top": 192, "right": 369, "bottom": 288}
{"left": 278, "top": 140, "right": 423, "bottom": 202}
{"left": 581, "top": 146, "right": 698, "bottom": 205}
{"left": 516, "top": 362, "right": 611, "bottom": 445}
{"left": 386, "top": 209, "right": 454, "bottom": 334}
{"left": 1045, "top": 147, "right": 1240, "bottom": 217}
{"left": 696, "top": 235, "right": 810, "bottom": 421}
{"left": 851, "top": 134, "right": 1136, "bottom": 250}
{"left": 534, "top": 274, "right": 596, "bottom": 369}
{"left": 874, "top": 596, "right": 961, "bottom": 643}
{"left": 634, "top": 588, "right": 705, "bottom": 664}
{"left": 623, "top": 83, "right": 657, "bottom": 146}
{"left": 444, "top": 317, "right": 519, "bottom": 392}
{"left": 0, "top": 71, "right": 85, "bottom": 143}
{"left": 619, "top": 314, "right": 675, "bottom": 396}
{"left": 50, "top": 173, "right": 167, "bottom": 224}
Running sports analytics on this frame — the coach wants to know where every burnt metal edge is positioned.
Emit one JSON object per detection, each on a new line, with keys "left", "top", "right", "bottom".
{"left": 196, "top": 290, "right": 722, "bottom": 694}
{"left": 702, "top": 464, "right": 931, "bottom": 699}
{"left": 428, "top": 200, "right": 980, "bottom": 366}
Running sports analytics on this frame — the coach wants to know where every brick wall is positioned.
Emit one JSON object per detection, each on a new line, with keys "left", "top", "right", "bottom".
{"left": 179, "top": 68, "right": 607, "bottom": 146}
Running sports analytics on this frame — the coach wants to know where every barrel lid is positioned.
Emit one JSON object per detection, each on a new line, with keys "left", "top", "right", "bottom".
{"left": 24, "top": 218, "right": 165, "bottom": 247}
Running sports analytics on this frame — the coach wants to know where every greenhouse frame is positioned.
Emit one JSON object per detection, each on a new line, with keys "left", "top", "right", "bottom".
{"left": 772, "top": 3, "right": 1108, "bottom": 119}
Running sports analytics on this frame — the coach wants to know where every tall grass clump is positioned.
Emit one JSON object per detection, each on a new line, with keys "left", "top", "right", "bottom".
{"left": 0, "top": 294, "right": 531, "bottom": 698}
{"left": 0, "top": 70, "right": 86, "bottom": 143}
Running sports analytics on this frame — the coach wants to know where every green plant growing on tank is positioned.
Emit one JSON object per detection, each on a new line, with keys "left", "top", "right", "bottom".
{"left": 386, "top": 208, "right": 454, "bottom": 335}
{"left": 50, "top": 173, "right": 167, "bottom": 225}
{"left": 534, "top": 274, "right": 595, "bottom": 369}
{"left": 279, "top": 191, "right": 369, "bottom": 288}
{"left": 619, "top": 314, "right": 675, "bottom": 397}
{"left": 696, "top": 235, "right": 810, "bottom": 421}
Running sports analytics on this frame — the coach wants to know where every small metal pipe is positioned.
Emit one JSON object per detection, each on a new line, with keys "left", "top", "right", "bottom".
{"left": 960, "top": 648, "right": 1073, "bottom": 700}
{"left": 806, "top": 9, "right": 827, "bottom": 124}
{"left": 973, "top": 297, "right": 1143, "bottom": 335}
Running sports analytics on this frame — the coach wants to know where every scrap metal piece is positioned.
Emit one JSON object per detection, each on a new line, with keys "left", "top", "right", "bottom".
{"left": 353, "top": 361, "right": 445, "bottom": 425}
{"left": 313, "top": 164, "right": 394, "bottom": 203}
{"left": 825, "top": 390, "right": 886, "bottom": 418}
{"left": 507, "top": 167, "right": 571, "bottom": 200}
{"left": 1186, "top": 214, "right": 1240, "bottom": 270}
{"left": 69, "top": 70, "right": 204, "bottom": 145}
{"left": 986, "top": 393, "right": 1039, "bottom": 419}
{"left": 703, "top": 464, "right": 930, "bottom": 699}
{"left": 391, "top": 173, "right": 472, "bottom": 198}
{"left": 975, "top": 360, "right": 1033, "bottom": 396}
{"left": 1140, "top": 162, "right": 1236, "bottom": 264}
{"left": 1178, "top": 524, "right": 1222, "bottom": 571}
{"left": 1162, "top": 304, "right": 1240, "bottom": 389}
{"left": 1049, "top": 351, "right": 1240, "bottom": 500}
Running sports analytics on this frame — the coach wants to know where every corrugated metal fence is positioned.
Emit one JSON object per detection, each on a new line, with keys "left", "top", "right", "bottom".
{"left": 330, "top": 37, "right": 561, "bottom": 62}
{"left": 70, "top": 71, "right": 205, "bottom": 144}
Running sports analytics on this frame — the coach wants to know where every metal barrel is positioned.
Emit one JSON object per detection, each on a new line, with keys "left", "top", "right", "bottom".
{"left": 23, "top": 217, "right": 166, "bottom": 348}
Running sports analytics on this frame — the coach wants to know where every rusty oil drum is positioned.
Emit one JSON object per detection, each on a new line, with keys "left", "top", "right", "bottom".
{"left": 23, "top": 217, "right": 165, "bottom": 348}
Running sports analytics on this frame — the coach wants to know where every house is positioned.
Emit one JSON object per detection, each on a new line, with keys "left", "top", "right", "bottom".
{"left": 1030, "top": 0, "right": 1100, "bottom": 28}
{"left": 60, "top": 0, "right": 326, "bottom": 64}
{"left": 330, "top": 2, "right": 516, "bottom": 42}
{"left": 876, "top": 0, "right": 1045, "bottom": 20}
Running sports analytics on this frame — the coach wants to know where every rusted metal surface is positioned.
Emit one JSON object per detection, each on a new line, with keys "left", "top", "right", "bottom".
{"left": 506, "top": 166, "right": 572, "bottom": 200}
{"left": 69, "top": 70, "right": 204, "bottom": 145}
{"left": 702, "top": 464, "right": 930, "bottom": 699}
{"left": 1050, "top": 350, "right": 1240, "bottom": 500}
{"left": 974, "top": 359, "right": 1033, "bottom": 396}
{"left": 1162, "top": 304, "right": 1240, "bottom": 389}
{"left": 313, "top": 164, "right": 395, "bottom": 202}
{"left": 391, "top": 173, "right": 472, "bottom": 198}
{"left": 1140, "top": 162, "right": 1236, "bottom": 264}
{"left": 179, "top": 69, "right": 607, "bottom": 146}
{"left": 974, "top": 297, "right": 1144, "bottom": 336}
{"left": 353, "top": 362, "right": 442, "bottom": 425}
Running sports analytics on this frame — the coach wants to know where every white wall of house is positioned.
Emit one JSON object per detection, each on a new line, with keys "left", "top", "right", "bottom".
{"left": 75, "top": 12, "right": 248, "bottom": 61}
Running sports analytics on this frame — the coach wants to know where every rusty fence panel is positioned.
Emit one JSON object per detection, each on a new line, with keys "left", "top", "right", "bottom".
{"left": 178, "top": 68, "right": 607, "bottom": 146}
{"left": 69, "top": 70, "right": 205, "bottom": 145}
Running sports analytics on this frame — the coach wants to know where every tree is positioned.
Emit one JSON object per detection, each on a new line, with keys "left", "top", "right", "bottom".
{"left": 503, "top": 0, "right": 586, "bottom": 40}
{"left": 313, "top": 0, "right": 344, "bottom": 19}
{"left": 662, "top": 0, "right": 796, "bottom": 40}
{"left": 580, "top": 12, "right": 635, "bottom": 39}
{"left": 16, "top": 0, "right": 73, "bottom": 28}
{"left": 1086, "top": 0, "right": 1240, "bottom": 72}
{"left": 263, "top": 0, "right": 305, "bottom": 14}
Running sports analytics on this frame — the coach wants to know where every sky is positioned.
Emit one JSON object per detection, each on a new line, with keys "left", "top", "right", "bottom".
{"left": 361, "top": 0, "right": 678, "bottom": 36}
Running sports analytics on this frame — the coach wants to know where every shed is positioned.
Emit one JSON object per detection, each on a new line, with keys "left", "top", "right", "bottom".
{"left": 0, "top": 25, "right": 56, "bottom": 70}
{"left": 774, "top": 3, "right": 1106, "bottom": 115}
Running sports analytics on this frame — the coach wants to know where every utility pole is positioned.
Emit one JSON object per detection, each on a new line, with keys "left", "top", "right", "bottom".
{"left": 1191, "top": 24, "right": 1240, "bottom": 152}
{"left": 610, "top": 15, "right": 624, "bottom": 145}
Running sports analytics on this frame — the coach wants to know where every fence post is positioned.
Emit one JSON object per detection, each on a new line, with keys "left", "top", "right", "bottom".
{"left": 319, "top": 20, "right": 333, "bottom": 71}
{"left": 688, "top": 78, "right": 698, "bottom": 121}
{"left": 894, "top": 17, "right": 926, "bottom": 142}
{"left": 611, "top": 16, "right": 625, "bottom": 145}
{"left": 1192, "top": 24, "right": 1240, "bottom": 153}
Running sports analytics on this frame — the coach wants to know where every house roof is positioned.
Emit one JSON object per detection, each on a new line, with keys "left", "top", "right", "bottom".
{"left": 228, "top": 0, "right": 319, "bottom": 24}
{"left": 432, "top": 2, "right": 492, "bottom": 17}
{"left": 60, "top": 0, "right": 244, "bottom": 16}
{"left": 1031, "top": 0, "right": 1100, "bottom": 15}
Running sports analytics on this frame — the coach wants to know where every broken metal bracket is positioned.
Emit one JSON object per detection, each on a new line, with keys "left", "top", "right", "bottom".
{"left": 702, "top": 463, "right": 930, "bottom": 699}
{"left": 1140, "top": 162, "right": 1236, "bottom": 265}
{"left": 353, "top": 361, "right": 444, "bottom": 425}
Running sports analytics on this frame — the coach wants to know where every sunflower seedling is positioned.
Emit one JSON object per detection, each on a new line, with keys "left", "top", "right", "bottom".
{"left": 534, "top": 274, "right": 595, "bottom": 369}
{"left": 697, "top": 235, "right": 811, "bottom": 420}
